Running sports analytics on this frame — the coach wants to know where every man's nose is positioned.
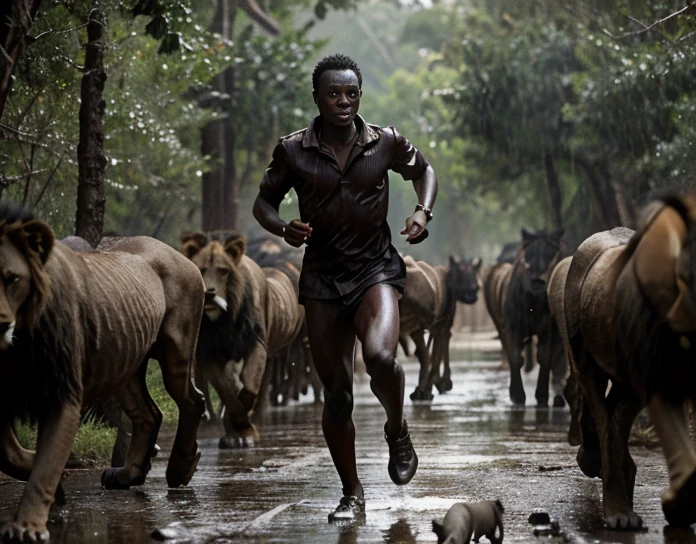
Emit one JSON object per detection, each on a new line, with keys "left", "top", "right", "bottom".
{"left": 337, "top": 94, "right": 350, "bottom": 106}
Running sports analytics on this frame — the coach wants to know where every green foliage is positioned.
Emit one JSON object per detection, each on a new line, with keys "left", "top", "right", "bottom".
{"left": 16, "top": 417, "right": 117, "bottom": 467}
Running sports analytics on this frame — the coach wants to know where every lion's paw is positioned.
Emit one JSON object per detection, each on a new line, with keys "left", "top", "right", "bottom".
{"left": 605, "top": 510, "right": 642, "bottom": 530}
{"left": 1, "top": 520, "right": 50, "bottom": 543}
{"left": 577, "top": 445, "right": 602, "bottom": 479}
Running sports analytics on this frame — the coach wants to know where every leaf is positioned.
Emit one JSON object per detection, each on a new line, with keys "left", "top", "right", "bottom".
{"left": 146, "top": 15, "right": 168, "bottom": 40}
{"left": 314, "top": 1, "right": 327, "bottom": 20}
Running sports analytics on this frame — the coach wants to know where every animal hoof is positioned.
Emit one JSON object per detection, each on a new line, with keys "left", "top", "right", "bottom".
{"left": 166, "top": 448, "right": 201, "bottom": 488}
{"left": 536, "top": 397, "right": 549, "bottom": 407}
{"left": 219, "top": 435, "right": 256, "bottom": 449}
{"left": 409, "top": 387, "right": 434, "bottom": 402}
{"left": 552, "top": 395, "right": 566, "bottom": 408}
{"left": 577, "top": 445, "right": 602, "bottom": 479}
{"left": 1, "top": 521, "right": 49, "bottom": 543}
{"left": 101, "top": 466, "right": 147, "bottom": 490}
{"left": 662, "top": 469, "right": 696, "bottom": 527}
{"left": 435, "top": 378, "right": 453, "bottom": 394}
{"left": 605, "top": 511, "right": 642, "bottom": 530}
{"left": 510, "top": 391, "right": 526, "bottom": 405}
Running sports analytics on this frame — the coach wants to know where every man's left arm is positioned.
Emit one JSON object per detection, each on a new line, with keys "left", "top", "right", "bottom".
{"left": 401, "top": 164, "right": 438, "bottom": 244}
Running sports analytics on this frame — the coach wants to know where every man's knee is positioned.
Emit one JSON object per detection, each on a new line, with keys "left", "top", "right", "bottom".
{"left": 362, "top": 347, "right": 397, "bottom": 376}
{"left": 325, "top": 389, "right": 353, "bottom": 423}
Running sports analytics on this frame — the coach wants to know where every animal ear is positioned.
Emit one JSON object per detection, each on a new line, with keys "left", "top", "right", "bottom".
{"left": 633, "top": 205, "right": 686, "bottom": 323}
{"left": 431, "top": 520, "right": 445, "bottom": 543}
{"left": 21, "top": 220, "right": 55, "bottom": 265}
{"left": 472, "top": 257, "right": 482, "bottom": 271}
{"left": 495, "top": 499, "right": 504, "bottom": 513}
{"left": 521, "top": 228, "right": 532, "bottom": 241}
{"left": 449, "top": 255, "right": 457, "bottom": 267}
{"left": 180, "top": 231, "right": 208, "bottom": 259}
{"left": 224, "top": 234, "right": 247, "bottom": 265}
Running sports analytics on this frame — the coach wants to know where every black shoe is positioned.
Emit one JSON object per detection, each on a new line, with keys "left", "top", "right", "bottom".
{"left": 328, "top": 495, "right": 366, "bottom": 523}
{"left": 385, "top": 420, "right": 418, "bottom": 485}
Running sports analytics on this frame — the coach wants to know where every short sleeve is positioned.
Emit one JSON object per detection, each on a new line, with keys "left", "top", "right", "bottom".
{"left": 258, "top": 141, "right": 295, "bottom": 208}
{"left": 389, "top": 127, "right": 429, "bottom": 181}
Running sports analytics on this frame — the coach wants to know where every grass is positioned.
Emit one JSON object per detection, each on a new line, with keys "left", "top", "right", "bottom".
{"left": 16, "top": 417, "right": 117, "bottom": 468}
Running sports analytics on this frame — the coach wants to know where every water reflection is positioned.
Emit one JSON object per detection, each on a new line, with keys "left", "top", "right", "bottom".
{"left": 383, "top": 519, "right": 417, "bottom": 543}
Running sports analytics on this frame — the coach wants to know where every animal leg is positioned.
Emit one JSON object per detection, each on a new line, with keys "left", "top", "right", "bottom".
{"left": 208, "top": 359, "right": 259, "bottom": 448}
{"left": 0, "top": 422, "right": 35, "bottom": 482}
{"left": 101, "top": 363, "right": 162, "bottom": 489}
{"left": 535, "top": 326, "right": 554, "bottom": 406}
{"left": 506, "top": 329, "right": 526, "bottom": 405}
{"left": 649, "top": 392, "right": 696, "bottom": 527}
{"left": 304, "top": 338, "right": 323, "bottom": 405}
{"left": 437, "top": 335, "right": 454, "bottom": 393}
{"left": 549, "top": 322, "right": 568, "bottom": 408}
{"left": 1, "top": 401, "right": 81, "bottom": 542}
{"left": 409, "top": 330, "right": 433, "bottom": 401}
{"left": 157, "top": 334, "right": 205, "bottom": 488}
{"left": 196, "top": 361, "right": 219, "bottom": 424}
{"left": 571, "top": 336, "right": 606, "bottom": 479}
{"left": 600, "top": 387, "right": 642, "bottom": 529}
{"left": 432, "top": 329, "right": 453, "bottom": 393}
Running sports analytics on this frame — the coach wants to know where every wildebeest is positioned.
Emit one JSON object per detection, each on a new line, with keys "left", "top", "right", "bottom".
{"left": 180, "top": 231, "right": 305, "bottom": 448}
{"left": 547, "top": 194, "right": 696, "bottom": 529}
{"left": 0, "top": 205, "right": 205, "bottom": 542}
{"left": 400, "top": 255, "right": 481, "bottom": 401}
{"left": 483, "top": 229, "right": 566, "bottom": 406}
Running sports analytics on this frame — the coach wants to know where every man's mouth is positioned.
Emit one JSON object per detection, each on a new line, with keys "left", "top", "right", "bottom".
{"left": 337, "top": 111, "right": 352, "bottom": 118}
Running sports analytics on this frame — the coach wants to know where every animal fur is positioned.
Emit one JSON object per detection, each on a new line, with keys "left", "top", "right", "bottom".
{"left": 399, "top": 255, "right": 481, "bottom": 401}
{"left": 548, "top": 194, "right": 696, "bottom": 529}
{"left": 432, "top": 500, "right": 504, "bottom": 544}
{"left": 0, "top": 205, "right": 205, "bottom": 542}
{"left": 180, "top": 231, "right": 305, "bottom": 447}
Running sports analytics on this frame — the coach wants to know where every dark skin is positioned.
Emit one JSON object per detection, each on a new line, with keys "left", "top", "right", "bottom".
{"left": 252, "top": 68, "right": 438, "bottom": 500}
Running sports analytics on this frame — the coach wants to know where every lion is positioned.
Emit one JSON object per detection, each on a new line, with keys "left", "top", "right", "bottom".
{"left": 399, "top": 255, "right": 481, "bottom": 401}
{"left": 180, "top": 231, "right": 305, "bottom": 448}
{"left": 548, "top": 194, "right": 696, "bottom": 529}
{"left": 0, "top": 205, "right": 205, "bottom": 542}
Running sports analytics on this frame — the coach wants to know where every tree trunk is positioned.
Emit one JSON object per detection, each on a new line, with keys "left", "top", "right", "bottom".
{"left": 201, "top": 0, "right": 229, "bottom": 232}
{"left": 0, "top": 0, "right": 43, "bottom": 126}
{"left": 576, "top": 157, "right": 623, "bottom": 230}
{"left": 543, "top": 152, "right": 563, "bottom": 230}
{"left": 222, "top": 51, "right": 238, "bottom": 231}
{"left": 74, "top": 7, "right": 107, "bottom": 246}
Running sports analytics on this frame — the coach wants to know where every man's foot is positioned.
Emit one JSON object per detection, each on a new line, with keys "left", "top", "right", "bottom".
{"left": 328, "top": 495, "right": 366, "bottom": 524}
{"left": 385, "top": 420, "right": 418, "bottom": 485}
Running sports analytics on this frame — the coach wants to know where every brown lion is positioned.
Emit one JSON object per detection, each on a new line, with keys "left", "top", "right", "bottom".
{"left": 0, "top": 205, "right": 205, "bottom": 542}
{"left": 180, "top": 231, "right": 305, "bottom": 448}
{"left": 548, "top": 194, "right": 696, "bottom": 529}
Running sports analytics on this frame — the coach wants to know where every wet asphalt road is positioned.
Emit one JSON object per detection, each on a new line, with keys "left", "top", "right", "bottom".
{"left": 1, "top": 332, "right": 695, "bottom": 544}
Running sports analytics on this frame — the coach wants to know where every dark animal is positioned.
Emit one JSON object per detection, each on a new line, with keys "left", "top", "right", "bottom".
{"left": 432, "top": 500, "right": 504, "bottom": 544}
{"left": 0, "top": 206, "right": 205, "bottom": 542}
{"left": 547, "top": 194, "right": 696, "bottom": 529}
{"left": 483, "top": 229, "right": 566, "bottom": 406}
{"left": 399, "top": 255, "right": 481, "bottom": 401}
{"left": 180, "top": 232, "right": 305, "bottom": 448}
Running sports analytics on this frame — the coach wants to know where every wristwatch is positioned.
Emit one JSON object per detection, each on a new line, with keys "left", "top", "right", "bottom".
{"left": 415, "top": 203, "right": 433, "bottom": 223}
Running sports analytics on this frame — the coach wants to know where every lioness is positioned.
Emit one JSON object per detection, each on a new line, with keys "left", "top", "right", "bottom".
{"left": 180, "top": 231, "right": 305, "bottom": 448}
{"left": 0, "top": 205, "right": 205, "bottom": 542}
{"left": 549, "top": 194, "right": 696, "bottom": 529}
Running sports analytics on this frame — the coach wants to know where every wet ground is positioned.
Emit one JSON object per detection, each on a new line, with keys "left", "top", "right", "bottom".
{"left": 1, "top": 331, "right": 695, "bottom": 544}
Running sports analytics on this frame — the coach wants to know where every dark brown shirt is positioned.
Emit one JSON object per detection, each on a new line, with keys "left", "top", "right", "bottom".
{"left": 259, "top": 115, "right": 429, "bottom": 306}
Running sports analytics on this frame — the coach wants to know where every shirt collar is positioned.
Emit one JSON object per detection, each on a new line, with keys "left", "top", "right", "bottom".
{"left": 303, "top": 115, "right": 379, "bottom": 149}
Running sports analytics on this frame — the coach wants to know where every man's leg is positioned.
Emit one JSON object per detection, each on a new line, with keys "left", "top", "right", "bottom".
{"left": 354, "top": 284, "right": 418, "bottom": 485}
{"left": 303, "top": 298, "right": 365, "bottom": 512}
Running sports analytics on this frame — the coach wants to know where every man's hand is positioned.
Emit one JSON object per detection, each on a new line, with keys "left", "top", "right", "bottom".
{"left": 283, "top": 219, "right": 312, "bottom": 247}
{"left": 400, "top": 210, "right": 429, "bottom": 244}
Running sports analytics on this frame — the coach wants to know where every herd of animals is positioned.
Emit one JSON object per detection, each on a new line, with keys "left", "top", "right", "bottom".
{"left": 0, "top": 194, "right": 696, "bottom": 542}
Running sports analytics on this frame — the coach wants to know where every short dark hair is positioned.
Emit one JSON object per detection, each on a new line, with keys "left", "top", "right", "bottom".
{"left": 312, "top": 54, "right": 362, "bottom": 90}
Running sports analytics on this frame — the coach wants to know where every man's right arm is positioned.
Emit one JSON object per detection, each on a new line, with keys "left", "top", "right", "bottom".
{"left": 253, "top": 141, "right": 312, "bottom": 247}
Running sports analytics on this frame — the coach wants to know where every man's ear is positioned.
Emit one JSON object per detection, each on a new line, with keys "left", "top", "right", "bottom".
{"left": 312, "top": 90, "right": 318, "bottom": 104}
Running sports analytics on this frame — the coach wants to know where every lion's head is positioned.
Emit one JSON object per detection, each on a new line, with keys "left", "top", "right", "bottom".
{"left": 180, "top": 231, "right": 246, "bottom": 322}
{"left": 0, "top": 204, "right": 54, "bottom": 349}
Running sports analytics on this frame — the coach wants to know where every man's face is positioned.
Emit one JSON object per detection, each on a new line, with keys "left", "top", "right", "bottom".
{"left": 313, "top": 69, "right": 362, "bottom": 129}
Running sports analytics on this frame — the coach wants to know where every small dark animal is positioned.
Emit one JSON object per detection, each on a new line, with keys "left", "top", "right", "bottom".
{"left": 432, "top": 500, "right": 504, "bottom": 544}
